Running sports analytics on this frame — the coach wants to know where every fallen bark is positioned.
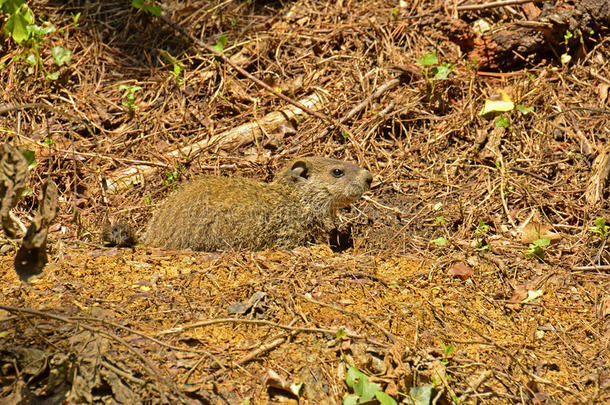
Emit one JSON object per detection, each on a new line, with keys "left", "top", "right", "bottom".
{"left": 429, "top": 0, "right": 609, "bottom": 69}
{"left": 104, "top": 92, "right": 326, "bottom": 193}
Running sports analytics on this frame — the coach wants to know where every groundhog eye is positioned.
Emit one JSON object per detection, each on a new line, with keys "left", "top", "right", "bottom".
{"left": 331, "top": 168, "right": 345, "bottom": 178}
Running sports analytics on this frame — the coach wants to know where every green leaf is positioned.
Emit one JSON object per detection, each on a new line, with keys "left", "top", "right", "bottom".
{"left": 149, "top": 5, "right": 161, "bottom": 16}
{"left": 0, "top": 0, "right": 28, "bottom": 14}
{"left": 442, "top": 342, "right": 455, "bottom": 355}
{"left": 355, "top": 377, "right": 379, "bottom": 402}
{"left": 46, "top": 71, "right": 59, "bottom": 80}
{"left": 516, "top": 104, "right": 534, "bottom": 115}
{"left": 132, "top": 0, "right": 161, "bottom": 16}
{"left": 336, "top": 327, "right": 347, "bottom": 339}
{"left": 29, "top": 22, "right": 55, "bottom": 37}
{"left": 72, "top": 12, "right": 81, "bottom": 25}
{"left": 432, "top": 237, "right": 448, "bottom": 247}
{"left": 342, "top": 394, "right": 359, "bottom": 405}
{"left": 561, "top": 53, "right": 572, "bottom": 65}
{"left": 345, "top": 367, "right": 363, "bottom": 390}
{"left": 417, "top": 51, "right": 437, "bottom": 66}
{"left": 6, "top": 12, "right": 30, "bottom": 43}
{"left": 594, "top": 217, "right": 606, "bottom": 229}
{"left": 51, "top": 46, "right": 72, "bottom": 66}
{"left": 211, "top": 35, "right": 228, "bottom": 53}
{"left": 432, "top": 62, "right": 454, "bottom": 80}
{"left": 25, "top": 53, "right": 37, "bottom": 66}
{"left": 376, "top": 391, "right": 397, "bottom": 405}
{"left": 480, "top": 99, "right": 514, "bottom": 116}
{"left": 533, "top": 238, "right": 550, "bottom": 247}
{"left": 22, "top": 149, "right": 36, "bottom": 169}
{"left": 495, "top": 115, "right": 509, "bottom": 128}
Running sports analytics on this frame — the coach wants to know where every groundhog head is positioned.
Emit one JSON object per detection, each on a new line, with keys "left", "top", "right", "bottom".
{"left": 277, "top": 157, "right": 373, "bottom": 212}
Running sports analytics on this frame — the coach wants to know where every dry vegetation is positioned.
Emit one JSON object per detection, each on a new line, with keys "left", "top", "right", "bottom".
{"left": 1, "top": 0, "right": 609, "bottom": 403}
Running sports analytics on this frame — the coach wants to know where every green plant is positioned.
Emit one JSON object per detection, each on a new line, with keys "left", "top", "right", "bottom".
{"left": 211, "top": 35, "right": 228, "bottom": 53}
{"left": 343, "top": 367, "right": 396, "bottom": 405}
{"left": 590, "top": 217, "right": 610, "bottom": 239}
{"left": 561, "top": 30, "right": 573, "bottom": 65}
{"left": 435, "top": 216, "right": 446, "bottom": 226}
{"left": 131, "top": 0, "right": 161, "bottom": 16}
{"left": 1, "top": 0, "right": 72, "bottom": 79}
{"left": 473, "top": 220, "right": 490, "bottom": 251}
{"left": 119, "top": 84, "right": 142, "bottom": 113}
{"left": 164, "top": 170, "right": 179, "bottom": 185}
{"left": 159, "top": 50, "right": 184, "bottom": 86}
{"left": 524, "top": 238, "right": 550, "bottom": 260}
{"left": 495, "top": 115, "right": 509, "bottom": 128}
{"left": 416, "top": 51, "right": 454, "bottom": 82}
{"left": 432, "top": 237, "right": 448, "bottom": 247}
{"left": 71, "top": 12, "right": 81, "bottom": 28}
{"left": 441, "top": 343, "right": 455, "bottom": 366}
{"left": 21, "top": 149, "right": 36, "bottom": 169}
{"left": 415, "top": 50, "right": 455, "bottom": 111}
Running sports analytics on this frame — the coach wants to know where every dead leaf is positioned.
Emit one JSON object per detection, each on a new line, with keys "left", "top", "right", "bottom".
{"left": 0, "top": 144, "right": 28, "bottom": 238}
{"left": 448, "top": 262, "right": 474, "bottom": 280}
{"left": 14, "top": 181, "right": 58, "bottom": 282}
{"left": 509, "top": 287, "right": 529, "bottom": 303}
{"left": 521, "top": 221, "right": 560, "bottom": 244}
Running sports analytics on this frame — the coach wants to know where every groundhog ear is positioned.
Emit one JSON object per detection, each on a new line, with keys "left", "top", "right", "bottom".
{"left": 290, "top": 160, "right": 311, "bottom": 180}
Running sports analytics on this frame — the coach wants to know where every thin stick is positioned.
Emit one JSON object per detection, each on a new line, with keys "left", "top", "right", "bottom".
{"left": 456, "top": 0, "right": 543, "bottom": 11}
{"left": 571, "top": 265, "right": 610, "bottom": 271}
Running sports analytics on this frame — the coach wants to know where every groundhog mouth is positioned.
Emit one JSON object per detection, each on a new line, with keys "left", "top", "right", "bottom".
{"left": 334, "top": 188, "right": 367, "bottom": 209}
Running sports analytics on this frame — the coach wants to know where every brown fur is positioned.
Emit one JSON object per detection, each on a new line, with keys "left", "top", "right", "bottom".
{"left": 143, "top": 157, "right": 372, "bottom": 251}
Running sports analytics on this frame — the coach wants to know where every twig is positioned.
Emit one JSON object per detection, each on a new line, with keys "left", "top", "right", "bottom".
{"left": 571, "top": 265, "right": 610, "bottom": 272}
{"left": 510, "top": 166, "right": 553, "bottom": 184}
{"left": 201, "top": 336, "right": 288, "bottom": 382}
{"left": 456, "top": 0, "right": 543, "bottom": 11}
{"left": 155, "top": 317, "right": 371, "bottom": 341}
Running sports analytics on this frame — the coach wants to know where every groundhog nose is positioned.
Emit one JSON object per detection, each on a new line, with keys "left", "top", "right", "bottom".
{"left": 363, "top": 171, "right": 373, "bottom": 189}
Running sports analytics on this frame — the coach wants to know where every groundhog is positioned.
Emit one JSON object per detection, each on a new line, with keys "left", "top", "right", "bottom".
{"left": 141, "top": 157, "right": 373, "bottom": 251}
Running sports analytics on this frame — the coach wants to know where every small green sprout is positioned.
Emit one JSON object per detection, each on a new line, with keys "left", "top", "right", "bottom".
{"left": 590, "top": 218, "right": 610, "bottom": 239}
{"left": 524, "top": 238, "right": 551, "bottom": 260}
{"left": 51, "top": 46, "right": 72, "bottom": 66}
{"left": 432, "top": 237, "right": 448, "bottom": 247}
{"left": 343, "top": 367, "right": 397, "bottom": 405}
{"left": 495, "top": 115, "right": 509, "bottom": 128}
{"left": 71, "top": 12, "right": 81, "bottom": 27}
{"left": 119, "top": 84, "right": 142, "bottom": 113}
{"left": 211, "top": 35, "right": 228, "bottom": 53}
{"left": 131, "top": 0, "right": 161, "bottom": 16}
{"left": 435, "top": 216, "right": 446, "bottom": 226}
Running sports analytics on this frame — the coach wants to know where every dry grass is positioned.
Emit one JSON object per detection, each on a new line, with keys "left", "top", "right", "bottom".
{"left": 0, "top": 0, "right": 609, "bottom": 403}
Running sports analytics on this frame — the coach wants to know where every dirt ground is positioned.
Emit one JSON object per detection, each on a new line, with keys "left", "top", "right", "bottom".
{"left": 1, "top": 0, "right": 609, "bottom": 404}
